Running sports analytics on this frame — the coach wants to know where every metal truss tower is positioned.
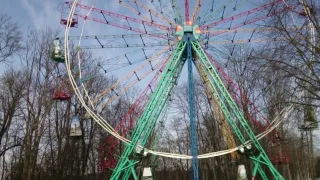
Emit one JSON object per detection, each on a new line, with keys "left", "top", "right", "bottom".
{"left": 61, "top": 0, "right": 300, "bottom": 179}
{"left": 110, "top": 21, "right": 284, "bottom": 180}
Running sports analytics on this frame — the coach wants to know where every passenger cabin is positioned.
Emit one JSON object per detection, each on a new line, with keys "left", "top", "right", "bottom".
{"left": 298, "top": 11, "right": 307, "bottom": 16}
{"left": 70, "top": 115, "right": 82, "bottom": 137}
{"left": 51, "top": 39, "right": 65, "bottom": 63}
{"left": 298, "top": 7, "right": 316, "bottom": 16}
{"left": 52, "top": 89, "right": 71, "bottom": 101}
{"left": 59, "top": 2, "right": 78, "bottom": 28}
{"left": 60, "top": 17, "right": 78, "bottom": 28}
{"left": 142, "top": 167, "right": 153, "bottom": 180}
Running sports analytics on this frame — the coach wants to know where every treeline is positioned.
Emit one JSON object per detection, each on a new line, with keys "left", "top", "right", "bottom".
{"left": 0, "top": 0, "right": 319, "bottom": 179}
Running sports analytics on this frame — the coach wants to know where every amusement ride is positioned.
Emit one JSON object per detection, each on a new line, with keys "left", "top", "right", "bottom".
{"left": 49, "top": 0, "right": 316, "bottom": 179}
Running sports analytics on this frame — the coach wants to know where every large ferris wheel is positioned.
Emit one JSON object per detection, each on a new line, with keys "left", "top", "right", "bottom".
{"left": 51, "top": 0, "right": 311, "bottom": 179}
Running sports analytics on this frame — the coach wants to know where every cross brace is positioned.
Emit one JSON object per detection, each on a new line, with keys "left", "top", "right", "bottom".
{"left": 194, "top": 59, "right": 239, "bottom": 160}
{"left": 111, "top": 40, "right": 284, "bottom": 180}
{"left": 110, "top": 41, "right": 186, "bottom": 180}
{"left": 191, "top": 41, "right": 283, "bottom": 180}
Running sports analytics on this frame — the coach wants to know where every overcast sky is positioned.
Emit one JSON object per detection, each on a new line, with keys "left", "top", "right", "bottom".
{"left": 0, "top": 0, "right": 319, "bottom": 151}
{"left": 1, "top": 0, "right": 62, "bottom": 32}
{"left": 0, "top": 0, "right": 63, "bottom": 73}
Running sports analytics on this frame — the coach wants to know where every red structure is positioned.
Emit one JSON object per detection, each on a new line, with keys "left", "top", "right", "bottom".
{"left": 52, "top": 76, "right": 72, "bottom": 101}
{"left": 204, "top": 50, "right": 290, "bottom": 164}
{"left": 97, "top": 57, "right": 170, "bottom": 171}
{"left": 59, "top": 2, "right": 78, "bottom": 28}
{"left": 58, "top": 2, "right": 169, "bottom": 39}
{"left": 57, "top": 0, "right": 298, "bottom": 171}
{"left": 52, "top": 89, "right": 72, "bottom": 101}
{"left": 185, "top": 0, "right": 189, "bottom": 23}
{"left": 269, "top": 141, "right": 290, "bottom": 164}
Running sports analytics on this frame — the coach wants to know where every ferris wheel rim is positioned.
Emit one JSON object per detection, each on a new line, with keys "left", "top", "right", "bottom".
{"left": 62, "top": 0, "right": 298, "bottom": 162}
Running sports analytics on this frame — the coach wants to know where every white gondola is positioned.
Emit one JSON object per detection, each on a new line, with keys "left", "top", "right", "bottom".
{"left": 142, "top": 167, "right": 153, "bottom": 180}
{"left": 237, "top": 164, "right": 247, "bottom": 180}
{"left": 51, "top": 39, "right": 65, "bottom": 63}
{"left": 70, "top": 115, "right": 82, "bottom": 137}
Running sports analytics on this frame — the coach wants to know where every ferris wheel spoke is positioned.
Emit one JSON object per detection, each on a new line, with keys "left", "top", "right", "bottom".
{"left": 202, "top": 4, "right": 299, "bottom": 42}
{"left": 171, "top": 0, "right": 184, "bottom": 24}
{"left": 149, "top": 0, "right": 182, "bottom": 25}
{"left": 80, "top": 41, "right": 170, "bottom": 49}
{"left": 64, "top": 33, "right": 172, "bottom": 41}
{"left": 184, "top": 0, "right": 190, "bottom": 22}
{"left": 191, "top": 0, "right": 201, "bottom": 23}
{"left": 200, "top": 27, "right": 301, "bottom": 37}
{"left": 159, "top": 0, "right": 183, "bottom": 25}
{"left": 75, "top": 2, "right": 169, "bottom": 31}
{"left": 103, "top": 48, "right": 171, "bottom": 72}
{"left": 77, "top": 14, "right": 169, "bottom": 39}
{"left": 198, "top": 0, "right": 247, "bottom": 26}
{"left": 97, "top": 54, "right": 171, "bottom": 112}
{"left": 204, "top": 36, "right": 289, "bottom": 45}
{"left": 195, "top": 0, "right": 216, "bottom": 25}
{"left": 91, "top": 41, "right": 177, "bottom": 105}
{"left": 114, "top": 0, "right": 152, "bottom": 21}
{"left": 62, "top": 33, "right": 173, "bottom": 50}
{"left": 98, "top": 48, "right": 169, "bottom": 72}
{"left": 200, "top": 30, "right": 238, "bottom": 48}
{"left": 133, "top": 0, "right": 178, "bottom": 26}
{"left": 102, "top": 52, "right": 171, "bottom": 79}
{"left": 75, "top": 60, "right": 158, "bottom": 85}
{"left": 73, "top": 47, "right": 171, "bottom": 95}
{"left": 81, "top": 18, "right": 167, "bottom": 39}
{"left": 63, "top": 2, "right": 171, "bottom": 39}
{"left": 114, "top": 0, "right": 178, "bottom": 27}
{"left": 200, "top": 0, "right": 286, "bottom": 30}
{"left": 199, "top": 26, "right": 305, "bottom": 49}
{"left": 70, "top": 47, "right": 170, "bottom": 86}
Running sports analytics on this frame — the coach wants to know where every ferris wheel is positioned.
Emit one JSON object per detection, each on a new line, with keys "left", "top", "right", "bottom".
{"left": 53, "top": 0, "right": 308, "bottom": 179}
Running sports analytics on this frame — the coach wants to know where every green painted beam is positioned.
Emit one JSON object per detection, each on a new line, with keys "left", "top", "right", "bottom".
{"left": 121, "top": 53, "right": 186, "bottom": 180}
{"left": 110, "top": 41, "right": 187, "bottom": 180}
{"left": 191, "top": 41, "right": 283, "bottom": 180}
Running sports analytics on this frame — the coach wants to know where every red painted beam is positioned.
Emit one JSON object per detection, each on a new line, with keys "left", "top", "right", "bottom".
{"left": 202, "top": 48, "right": 290, "bottom": 162}
{"left": 200, "top": 0, "right": 284, "bottom": 30}
{"left": 98, "top": 56, "right": 171, "bottom": 170}
{"left": 64, "top": 2, "right": 170, "bottom": 31}
{"left": 205, "top": 4, "right": 298, "bottom": 39}
{"left": 77, "top": 14, "right": 169, "bottom": 40}
{"left": 185, "top": 0, "right": 189, "bottom": 23}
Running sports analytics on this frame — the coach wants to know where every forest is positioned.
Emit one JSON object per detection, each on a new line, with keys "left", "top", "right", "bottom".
{"left": 0, "top": 0, "right": 320, "bottom": 180}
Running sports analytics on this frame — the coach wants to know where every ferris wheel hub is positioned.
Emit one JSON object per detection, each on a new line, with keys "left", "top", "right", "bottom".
{"left": 176, "top": 22, "right": 200, "bottom": 41}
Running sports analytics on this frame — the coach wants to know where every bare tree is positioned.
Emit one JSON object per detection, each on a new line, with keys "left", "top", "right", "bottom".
{"left": 0, "top": 13, "right": 22, "bottom": 63}
{"left": 0, "top": 69, "right": 26, "bottom": 180}
{"left": 0, "top": 69, "right": 26, "bottom": 155}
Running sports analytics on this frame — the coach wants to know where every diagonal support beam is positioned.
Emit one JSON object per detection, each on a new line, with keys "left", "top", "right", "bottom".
{"left": 191, "top": 41, "right": 284, "bottom": 180}
{"left": 98, "top": 56, "right": 171, "bottom": 171}
{"left": 110, "top": 41, "right": 187, "bottom": 180}
{"left": 194, "top": 59, "right": 239, "bottom": 160}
